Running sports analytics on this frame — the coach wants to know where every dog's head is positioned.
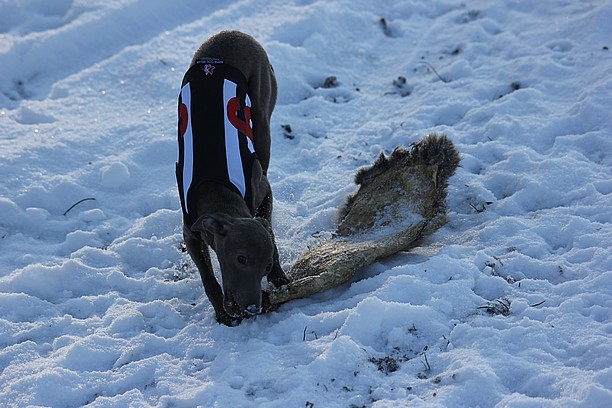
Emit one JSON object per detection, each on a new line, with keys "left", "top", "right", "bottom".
{"left": 191, "top": 213, "right": 274, "bottom": 318}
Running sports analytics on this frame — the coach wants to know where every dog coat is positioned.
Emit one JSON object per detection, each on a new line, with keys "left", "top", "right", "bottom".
{"left": 176, "top": 58, "right": 258, "bottom": 229}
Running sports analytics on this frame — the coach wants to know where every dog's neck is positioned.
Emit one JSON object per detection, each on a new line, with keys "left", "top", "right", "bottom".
{"left": 193, "top": 182, "right": 253, "bottom": 220}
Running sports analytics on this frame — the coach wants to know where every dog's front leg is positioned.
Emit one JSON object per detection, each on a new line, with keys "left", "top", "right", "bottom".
{"left": 184, "top": 229, "right": 234, "bottom": 325}
{"left": 268, "top": 237, "right": 290, "bottom": 287}
{"left": 257, "top": 192, "right": 290, "bottom": 288}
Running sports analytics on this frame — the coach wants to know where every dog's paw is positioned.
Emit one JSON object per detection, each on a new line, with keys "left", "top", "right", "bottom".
{"left": 216, "top": 311, "right": 241, "bottom": 327}
{"left": 261, "top": 291, "right": 279, "bottom": 314}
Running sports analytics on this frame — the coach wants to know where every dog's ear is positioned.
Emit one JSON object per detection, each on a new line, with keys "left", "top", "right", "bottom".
{"left": 255, "top": 216, "right": 272, "bottom": 233}
{"left": 191, "top": 213, "right": 234, "bottom": 242}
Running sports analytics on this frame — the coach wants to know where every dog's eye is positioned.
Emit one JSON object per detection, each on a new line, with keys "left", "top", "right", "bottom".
{"left": 265, "top": 263, "right": 273, "bottom": 272}
{"left": 237, "top": 255, "right": 248, "bottom": 265}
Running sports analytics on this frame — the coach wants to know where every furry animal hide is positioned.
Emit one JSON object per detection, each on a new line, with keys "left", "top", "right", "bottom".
{"left": 266, "top": 133, "right": 460, "bottom": 306}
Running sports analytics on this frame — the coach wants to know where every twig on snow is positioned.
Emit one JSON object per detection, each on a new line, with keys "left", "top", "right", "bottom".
{"left": 63, "top": 197, "right": 96, "bottom": 216}
{"left": 420, "top": 61, "right": 450, "bottom": 83}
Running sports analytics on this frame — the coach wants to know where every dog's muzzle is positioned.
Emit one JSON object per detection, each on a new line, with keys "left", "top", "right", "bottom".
{"left": 245, "top": 304, "right": 263, "bottom": 316}
{"left": 223, "top": 299, "right": 262, "bottom": 318}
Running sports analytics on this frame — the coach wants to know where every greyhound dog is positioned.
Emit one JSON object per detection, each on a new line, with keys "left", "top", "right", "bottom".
{"left": 176, "top": 31, "right": 289, "bottom": 325}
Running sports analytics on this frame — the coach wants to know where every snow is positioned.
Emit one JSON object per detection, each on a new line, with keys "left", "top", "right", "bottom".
{"left": 0, "top": 0, "right": 610, "bottom": 406}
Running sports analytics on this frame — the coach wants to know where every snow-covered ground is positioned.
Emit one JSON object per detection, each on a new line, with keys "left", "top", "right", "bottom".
{"left": 1, "top": 0, "right": 611, "bottom": 406}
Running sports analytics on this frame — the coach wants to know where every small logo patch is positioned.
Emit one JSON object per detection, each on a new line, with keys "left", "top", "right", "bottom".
{"left": 203, "top": 64, "right": 215, "bottom": 75}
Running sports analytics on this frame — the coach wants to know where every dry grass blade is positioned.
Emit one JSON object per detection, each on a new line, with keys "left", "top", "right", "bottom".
{"left": 478, "top": 298, "right": 511, "bottom": 316}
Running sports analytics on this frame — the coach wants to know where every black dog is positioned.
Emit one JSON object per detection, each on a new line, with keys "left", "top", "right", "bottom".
{"left": 176, "top": 31, "right": 289, "bottom": 325}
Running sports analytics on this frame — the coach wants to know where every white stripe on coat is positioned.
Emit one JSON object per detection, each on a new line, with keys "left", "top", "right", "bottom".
{"left": 223, "top": 79, "right": 247, "bottom": 198}
{"left": 180, "top": 83, "right": 194, "bottom": 214}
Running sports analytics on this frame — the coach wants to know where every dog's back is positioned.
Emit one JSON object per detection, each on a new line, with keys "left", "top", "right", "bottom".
{"left": 191, "top": 31, "right": 277, "bottom": 171}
